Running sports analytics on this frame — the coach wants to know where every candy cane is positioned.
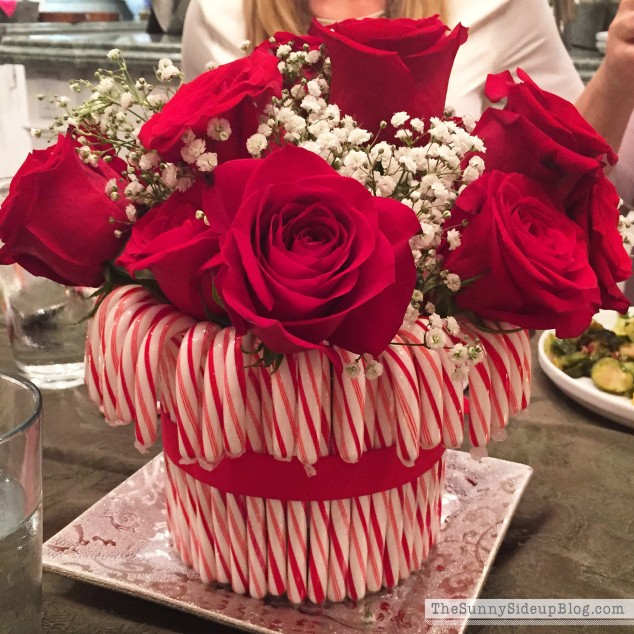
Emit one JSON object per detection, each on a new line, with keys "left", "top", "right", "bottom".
{"left": 411, "top": 478, "right": 425, "bottom": 570}
{"left": 165, "top": 458, "right": 193, "bottom": 567}
{"left": 193, "top": 479, "right": 217, "bottom": 583}
{"left": 175, "top": 323, "right": 218, "bottom": 463}
{"left": 327, "top": 497, "right": 351, "bottom": 602}
{"left": 116, "top": 303, "right": 173, "bottom": 424}
{"left": 227, "top": 492, "right": 249, "bottom": 595}
{"left": 518, "top": 328, "right": 532, "bottom": 408}
{"left": 332, "top": 349, "right": 365, "bottom": 463}
{"left": 374, "top": 364, "right": 395, "bottom": 449}
{"left": 134, "top": 310, "right": 196, "bottom": 452}
{"left": 382, "top": 486, "right": 402, "bottom": 589}
{"left": 266, "top": 499, "right": 287, "bottom": 596}
{"left": 465, "top": 344, "right": 492, "bottom": 449}
{"left": 84, "top": 317, "right": 101, "bottom": 407}
{"left": 200, "top": 328, "right": 230, "bottom": 468}
{"left": 210, "top": 487, "right": 231, "bottom": 584}
{"left": 295, "top": 349, "right": 324, "bottom": 470}
{"left": 247, "top": 496, "right": 267, "bottom": 599}
{"left": 499, "top": 323, "right": 532, "bottom": 410}
{"left": 490, "top": 322, "right": 523, "bottom": 415}
{"left": 85, "top": 286, "right": 130, "bottom": 407}
{"left": 101, "top": 286, "right": 155, "bottom": 424}
{"left": 259, "top": 363, "right": 275, "bottom": 455}
{"left": 464, "top": 322, "right": 510, "bottom": 438}
{"left": 382, "top": 337, "right": 420, "bottom": 466}
{"left": 347, "top": 494, "right": 370, "bottom": 601}
{"left": 286, "top": 500, "right": 308, "bottom": 604}
{"left": 158, "top": 335, "right": 181, "bottom": 425}
{"left": 271, "top": 355, "right": 297, "bottom": 461}
{"left": 399, "top": 322, "right": 443, "bottom": 449}
{"left": 437, "top": 346, "right": 465, "bottom": 449}
{"left": 241, "top": 333, "right": 265, "bottom": 454}
{"left": 366, "top": 489, "right": 388, "bottom": 593}
{"left": 307, "top": 500, "right": 330, "bottom": 604}
{"left": 222, "top": 329, "right": 248, "bottom": 457}
{"left": 164, "top": 459, "right": 189, "bottom": 565}
{"left": 399, "top": 481, "right": 416, "bottom": 578}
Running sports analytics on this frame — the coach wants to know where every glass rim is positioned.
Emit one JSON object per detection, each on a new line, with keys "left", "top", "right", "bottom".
{"left": 0, "top": 369, "right": 42, "bottom": 444}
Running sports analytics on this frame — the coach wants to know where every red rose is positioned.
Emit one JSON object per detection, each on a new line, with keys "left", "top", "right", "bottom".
{"left": 116, "top": 183, "right": 226, "bottom": 320}
{"left": 441, "top": 171, "right": 601, "bottom": 336}
{"left": 210, "top": 146, "right": 419, "bottom": 356}
{"left": 474, "top": 69, "right": 631, "bottom": 312}
{"left": 0, "top": 134, "right": 127, "bottom": 287}
{"left": 309, "top": 17, "right": 467, "bottom": 134}
{"left": 138, "top": 51, "right": 282, "bottom": 165}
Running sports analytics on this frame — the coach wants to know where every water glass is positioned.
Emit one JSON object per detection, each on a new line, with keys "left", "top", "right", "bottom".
{"left": 0, "top": 266, "right": 94, "bottom": 390}
{"left": 0, "top": 371, "right": 42, "bottom": 633}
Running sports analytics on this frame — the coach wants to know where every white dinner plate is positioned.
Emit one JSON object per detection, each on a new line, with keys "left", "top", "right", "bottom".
{"left": 538, "top": 310, "right": 634, "bottom": 429}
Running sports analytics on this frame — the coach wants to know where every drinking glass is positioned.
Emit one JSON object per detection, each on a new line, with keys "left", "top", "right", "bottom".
{"left": 0, "top": 370, "right": 42, "bottom": 633}
{"left": 0, "top": 266, "right": 94, "bottom": 389}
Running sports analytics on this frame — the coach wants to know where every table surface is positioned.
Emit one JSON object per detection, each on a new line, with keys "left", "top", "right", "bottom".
{"left": 1, "top": 327, "right": 632, "bottom": 634}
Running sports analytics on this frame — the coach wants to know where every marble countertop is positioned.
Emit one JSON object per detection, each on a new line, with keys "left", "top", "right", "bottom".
{"left": 0, "top": 22, "right": 180, "bottom": 72}
{"left": 0, "top": 22, "right": 599, "bottom": 81}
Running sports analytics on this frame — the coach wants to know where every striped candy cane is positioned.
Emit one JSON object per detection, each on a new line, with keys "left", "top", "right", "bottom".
{"left": 116, "top": 303, "right": 173, "bottom": 424}
{"left": 134, "top": 310, "right": 196, "bottom": 451}
{"left": 332, "top": 349, "right": 365, "bottom": 463}
{"left": 327, "top": 497, "right": 351, "bottom": 602}
{"left": 247, "top": 496, "right": 267, "bottom": 599}
{"left": 200, "top": 328, "right": 231, "bottom": 468}
{"left": 399, "top": 322, "right": 443, "bottom": 450}
{"left": 286, "top": 500, "right": 308, "bottom": 604}
{"left": 382, "top": 337, "right": 421, "bottom": 466}
{"left": 266, "top": 499, "right": 287, "bottom": 596}
{"left": 175, "top": 323, "right": 218, "bottom": 463}
{"left": 307, "top": 499, "right": 330, "bottom": 604}
{"left": 227, "top": 493, "right": 249, "bottom": 595}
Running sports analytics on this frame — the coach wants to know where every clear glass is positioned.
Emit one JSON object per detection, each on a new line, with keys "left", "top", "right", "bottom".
{"left": 0, "top": 371, "right": 42, "bottom": 634}
{"left": 0, "top": 266, "right": 94, "bottom": 389}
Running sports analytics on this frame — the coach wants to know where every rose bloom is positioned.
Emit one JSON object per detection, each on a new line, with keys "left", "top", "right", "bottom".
{"left": 310, "top": 17, "right": 467, "bottom": 135}
{"left": 209, "top": 146, "right": 420, "bottom": 357}
{"left": 139, "top": 50, "right": 282, "bottom": 165}
{"left": 0, "top": 133, "right": 127, "bottom": 287}
{"left": 441, "top": 171, "right": 601, "bottom": 337}
{"left": 474, "top": 69, "right": 631, "bottom": 312}
{"left": 116, "top": 182, "right": 225, "bottom": 321}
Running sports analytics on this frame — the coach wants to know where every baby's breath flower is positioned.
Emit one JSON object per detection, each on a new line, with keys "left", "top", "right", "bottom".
{"left": 365, "top": 360, "right": 384, "bottom": 380}
{"left": 125, "top": 204, "right": 137, "bottom": 222}
{"left": 446, "top": 228, "right": 461, "bottom": 251}
{"left": 344, "top": 362, "right": 362, "bottom": 378}
{"left": 246, "top": 133, "right": 269, "bottom": 157}
{"left": 207, "top": 117, "right": 232, "bottom": 141}
{"left": 390, "top": 111, "right": 410, "bottom": 128}
{"left": 444, "top": 273, "right": 461, "bottom": 292}
{"left": 196, "top": 152, "right": 218, "bottom": 172}
{"left": 425, "top": 327, "right": 446, "bottom": 350}
{"left": 107, "top": 48, "right": 121, "bottom": 60}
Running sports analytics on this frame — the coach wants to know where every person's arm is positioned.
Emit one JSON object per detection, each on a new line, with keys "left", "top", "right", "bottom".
{"left": 181, "top": 0, "right": 246, "bottom": 81}
{"left": 575, "top": 0, "right": 634, "bottom": 154}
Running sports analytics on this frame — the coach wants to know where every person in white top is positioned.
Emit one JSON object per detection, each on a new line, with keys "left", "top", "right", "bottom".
{"left": 181, "top": 0, "right": 634, "bottom": 198}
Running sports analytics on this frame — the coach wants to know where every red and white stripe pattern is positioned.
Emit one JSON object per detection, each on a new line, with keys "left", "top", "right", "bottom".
{"left": 175, "top": 323, "right": 218, "bottom": 464}
{"left": 92, "top": 284, "right": 532, "bottom": 604}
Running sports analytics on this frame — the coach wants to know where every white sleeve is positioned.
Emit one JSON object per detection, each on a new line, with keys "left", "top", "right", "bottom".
{"left": 447, "top": 0, "right": 584, "bottom": 117}
{"left": 181, "top": 0, "right": 247, "bottom": 81}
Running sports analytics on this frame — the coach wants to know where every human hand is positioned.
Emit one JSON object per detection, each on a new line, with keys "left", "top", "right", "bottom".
{"left": 600, "top": 0, "right": 634, "bottom": 100}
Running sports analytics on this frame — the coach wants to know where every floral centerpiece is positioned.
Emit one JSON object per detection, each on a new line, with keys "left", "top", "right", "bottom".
{"left": 0, "top": 17, "right": 630, "bottom": 604}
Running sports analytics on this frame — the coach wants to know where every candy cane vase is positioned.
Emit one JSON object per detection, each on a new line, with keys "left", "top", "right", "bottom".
{"left": 86, "top": 284, "right": 531, "bottom": 604}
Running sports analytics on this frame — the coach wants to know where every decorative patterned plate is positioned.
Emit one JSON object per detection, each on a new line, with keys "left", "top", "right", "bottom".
{"left": 43, "top": 451, "right": 532, "bottom": 634}
{"left": 538, "top": 310, "right": 634, "bottom": 429}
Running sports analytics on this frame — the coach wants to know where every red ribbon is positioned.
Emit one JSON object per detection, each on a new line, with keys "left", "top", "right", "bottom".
{"left": 163, "top": 418, "right": 445, "bottom": 502}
